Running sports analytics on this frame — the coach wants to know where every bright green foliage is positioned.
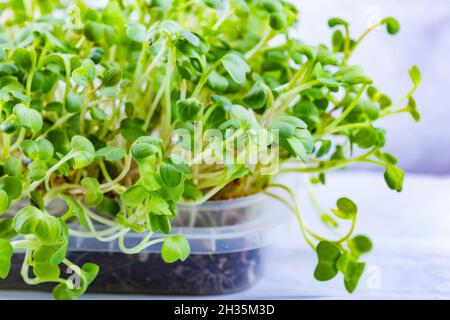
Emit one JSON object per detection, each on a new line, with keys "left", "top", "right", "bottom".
{"left": 409, "top": 65, "right": 421, "bottom": 87}
{"left": 0, "top": 0, "right": 419, "bottom": 299}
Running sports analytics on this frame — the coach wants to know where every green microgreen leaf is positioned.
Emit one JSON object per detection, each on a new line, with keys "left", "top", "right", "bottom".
{"left": 342, "top": 72, "right": 373, "bottom": 86}
{"left": 149, "top": 193, "right": 173, "bottom": 216}
{"left": 149, "top": 214, "right": 171, "bottom": 234}
{"left": 272, "top": 116, "right": 313, "bottom": 162}
{"left": 353, "top": 127, "right": 377, "bottom": 149}
{"left": 127, "top": 23, "right": 148, "bottom": 43}
{"left": 72, "top": 59, "right": 96, "bottom": 87}
{"left": 243, "top": 82, "right": 268, "bottom": 110}
{"left": 52, "top": 263, "right": 99, "bottom": 300}
{"left": 96, "top": 146, "right": 127, "bottom": 162}
{"left": 260, "top": 0, "right": 283, "bottom": 13}
{"left": 121, "top": 184, "right": 147, "bottom": 208}
{"left": 343, "top": 259, "right": 365, "bottom": 293}
{"left": 70, "top": 135, "right": 95, "bottom": 169}
{"left": 4, "top": 156, "right": 22, "bottom": 177}
{"left": 332, "top": 30, "right": 344, "bottom": 53}
{"left": 0, "top": 176, "right": 22, "bottom": 202}
{"left": 382, "top": 17, "right": 400, "bottom": 35}
{"left": 102, "top": 67, "right": 123, "bottom": 87}
{"left": 316, "top": 140, "right": 332, "bottom": 158}
{"left": 176, "top": 98, "right": 203, "bottom": 122}
{"left": 221, "top": 53, "right": 250, "bottom": 84}
{"left": 0, "top": 218, "right": 17, "bottom": 240}
{"left": 348, "top": 235, "right": 373, "bottom": 258}
{"left": 14, "top": 48, "right": 34, "bottom": 71}
{"left": 0, "top": 239, "right": 13, "bottom": 279}
{"left": 20, "top": 139, "right": 54, "bottom": 161}
{"left": 160, "top": 162, "right": 184, "bottom": 188}
{"left": 61, "top": 195, "right": 88, "bottom": 230}
{"left": 120, "top": 118, "right": 146, "bottom": 142}
{"left": 0, "top": 191, "right": 9, "bottom": 216}
{"left": 314, "top": 241, "right": 341, "bottom": 281}
{"left": 33, "top": 262, "right": 61, "bottom": 281}
{"left": 328, "top": 17, "right": 349, "bottom": 27}
{"left": 13, "top": 104, "right": 43, "bottom": 133}
{"left": 409, "top": 65, "right": 421, "bottom": 87}
{"left": 81, "top": 177, "right": 103, "bottom": 206}
{"left": 28, "top": 161, "right": 48, "bottom": 181}
{"left": 182, "top": 181, "right": 203, "bottom": 201}
{"left": 269, "top": 12, "right": 288, "bottom": 30}
{"left": 131, "top": 143, "right": 159, "bottom": 160}
{"left": 316, "top": 48, "right": 339, "bottom": 66}
{"left": 65, "top": 91, "right": 84, "bottom": 113}
{"left": 332, "top": 197, "right": 357, "bottom": 220}
{"left": 407, "top": 97, "right": 420, "bottom": 122}
{"left": 230, "top": 104, "right": 259, "bottom": 131}
{"left": 13, "top": 206, "right": 61, "bottom": 245}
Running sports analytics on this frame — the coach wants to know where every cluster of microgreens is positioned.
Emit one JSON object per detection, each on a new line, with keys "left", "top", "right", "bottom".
{"left": 0, "top": 0, "right": 420, "bottom": 299}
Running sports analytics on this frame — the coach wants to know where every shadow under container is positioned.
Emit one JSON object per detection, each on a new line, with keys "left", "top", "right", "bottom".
{"left": 4, "top": 194, "right": 287, "bottom": 295}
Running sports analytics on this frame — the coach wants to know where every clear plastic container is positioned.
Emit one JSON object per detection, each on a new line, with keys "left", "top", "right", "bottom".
{"left": 3, "top": 193, "right": 287, "bottom": 295}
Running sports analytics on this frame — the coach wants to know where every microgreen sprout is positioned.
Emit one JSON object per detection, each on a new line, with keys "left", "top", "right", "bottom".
{"left": 0, "top": 0, "right": 420, "bottom": 298}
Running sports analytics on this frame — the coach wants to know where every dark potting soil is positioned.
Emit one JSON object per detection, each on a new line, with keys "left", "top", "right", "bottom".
{"left": 1, "top": 247, "right": 267, "bottom": 295}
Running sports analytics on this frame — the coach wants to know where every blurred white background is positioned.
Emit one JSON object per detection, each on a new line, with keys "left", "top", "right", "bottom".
{"left": 294, "top": 0, "right": 450, "bottom": 174}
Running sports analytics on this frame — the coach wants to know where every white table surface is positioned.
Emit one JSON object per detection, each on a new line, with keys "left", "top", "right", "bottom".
{"left": 1, "top": 171, "right": 449, "bottom": 300}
